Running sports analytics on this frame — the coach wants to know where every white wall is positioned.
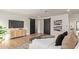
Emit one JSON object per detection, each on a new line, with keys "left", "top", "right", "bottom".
{"left": 51, "top": 14, "right": 69, "bottom": 37}
{"left": 69, "top": 14, "right": 79, "bottom": 36}
{"left": 0, "top": 11, "right": 30, "bottom": 35}
{"left": 35, "top": 17, "right": 51, "bottom": 34}
{"left": 35, "top": 18, "right": 44, "bottom": 33}
{"left": 69, "top": 14, "right": 79, "bottom": 31}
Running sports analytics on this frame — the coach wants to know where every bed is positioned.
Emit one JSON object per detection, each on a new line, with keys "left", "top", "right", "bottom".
{"left": 29, "top": 38, "right": 61, "bottom": 49}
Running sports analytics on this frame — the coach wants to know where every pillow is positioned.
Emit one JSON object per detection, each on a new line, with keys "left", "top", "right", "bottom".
{"left": 62, "top": 32, "right": 78, "bottom": 49}
{"left": 55, "top": 31, "right": 68, "bottom": 46}
{"left": 75, "top": 42, "right": 79, "bottom": 49}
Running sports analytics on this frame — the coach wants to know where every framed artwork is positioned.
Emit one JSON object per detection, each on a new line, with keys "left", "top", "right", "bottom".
{"left": 53, "top": 20, "right": 62, "bottom": 31}
{"left": 54, "top": 26, "right": 62, "bottom": 31}
{"left": 54, "top": 20, "right": 62, "bottom": 25}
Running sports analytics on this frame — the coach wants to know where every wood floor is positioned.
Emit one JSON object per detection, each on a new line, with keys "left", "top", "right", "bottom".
{"left": 0, "top": 36, "right": 31, "bottom": 49}
{"left": 0, "top": 33, "right": 43, "bottom": 49}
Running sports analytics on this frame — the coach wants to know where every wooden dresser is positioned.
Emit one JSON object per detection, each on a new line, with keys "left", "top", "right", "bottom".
{"left": 9, "top": 28, "right": 26, "bottom": 38}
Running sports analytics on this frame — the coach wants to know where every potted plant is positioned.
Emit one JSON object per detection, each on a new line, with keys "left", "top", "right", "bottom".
{"left": 0, "top": 26, "right": 6, "bottom": 42}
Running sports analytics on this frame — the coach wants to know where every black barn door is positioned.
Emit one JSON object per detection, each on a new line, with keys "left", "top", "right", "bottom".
{"left": 44, "top": 18, "right": 50, "bottom": 35}
{"left": 30, "top": 19, "right": 35, "bottom": 34}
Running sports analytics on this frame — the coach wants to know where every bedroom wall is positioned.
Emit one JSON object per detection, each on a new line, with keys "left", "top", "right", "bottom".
{"left": 35, "top": 18, "right": 44, "bottom": 33}
{"left": 36, "top": 17, "right": 51, "bottom": 34}
{"left": 51, "top": 14, "right": 69, "bottom": 38}
{"left": 0, "top": 10, "right": 30, "bottom": 35}
{"left": 69, "top": 14, "right": 79, "bottom": 35}
{"left": 69, "top": 14, "right": 79, "bottom": 31}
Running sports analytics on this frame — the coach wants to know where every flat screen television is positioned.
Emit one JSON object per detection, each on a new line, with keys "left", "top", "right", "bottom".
{"left": 9, "top": 20, "right": 24, "bottom": 28}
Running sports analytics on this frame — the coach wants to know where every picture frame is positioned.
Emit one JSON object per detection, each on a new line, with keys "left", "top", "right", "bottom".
{"left": 54, "top": 20, "right": 62, "bottom": 25}
{"left": 53, "top": 20, "right": 62, "bottom": 31}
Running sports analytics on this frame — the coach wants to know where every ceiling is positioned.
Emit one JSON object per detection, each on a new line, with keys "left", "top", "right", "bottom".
{"left": 1, "top": 9, "right": 79, "bottom": 17}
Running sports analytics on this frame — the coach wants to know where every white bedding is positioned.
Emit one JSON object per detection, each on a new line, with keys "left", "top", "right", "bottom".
{"left": 29, "top": 38, "right": 61, "bottom": 49}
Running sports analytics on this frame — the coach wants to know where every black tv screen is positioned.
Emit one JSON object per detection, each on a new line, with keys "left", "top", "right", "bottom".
{"left": 9, "top": 20, "right": 24, "bottom": 28}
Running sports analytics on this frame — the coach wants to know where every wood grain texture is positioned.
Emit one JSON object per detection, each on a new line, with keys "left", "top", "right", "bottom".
{"left": 0, "top": 33, "right": 43, "bottom": 49}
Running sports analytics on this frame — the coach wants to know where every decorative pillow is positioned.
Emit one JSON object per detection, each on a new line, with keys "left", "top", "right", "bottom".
{"left": 55, "top": 31, "right": 68, "bottom": 46}
{"left": 75, "top": 42, "right": 79, "bottom": 49}
{"left": 62, "top": 32, "right": 78, "bottom": 49}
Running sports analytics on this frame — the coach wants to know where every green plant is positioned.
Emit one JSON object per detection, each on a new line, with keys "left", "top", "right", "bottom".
{"left": 0, "top": 26, "right": 6, "bottom": 39}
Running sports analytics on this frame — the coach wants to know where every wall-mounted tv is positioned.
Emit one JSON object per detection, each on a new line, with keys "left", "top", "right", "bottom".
{"left": 9, "top": 20, "right": 24, "bottom": 28}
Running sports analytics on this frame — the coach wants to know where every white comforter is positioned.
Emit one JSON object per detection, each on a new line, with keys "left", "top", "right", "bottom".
{"left": 29, "top": 38, "right": 61, "bottom": 49}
